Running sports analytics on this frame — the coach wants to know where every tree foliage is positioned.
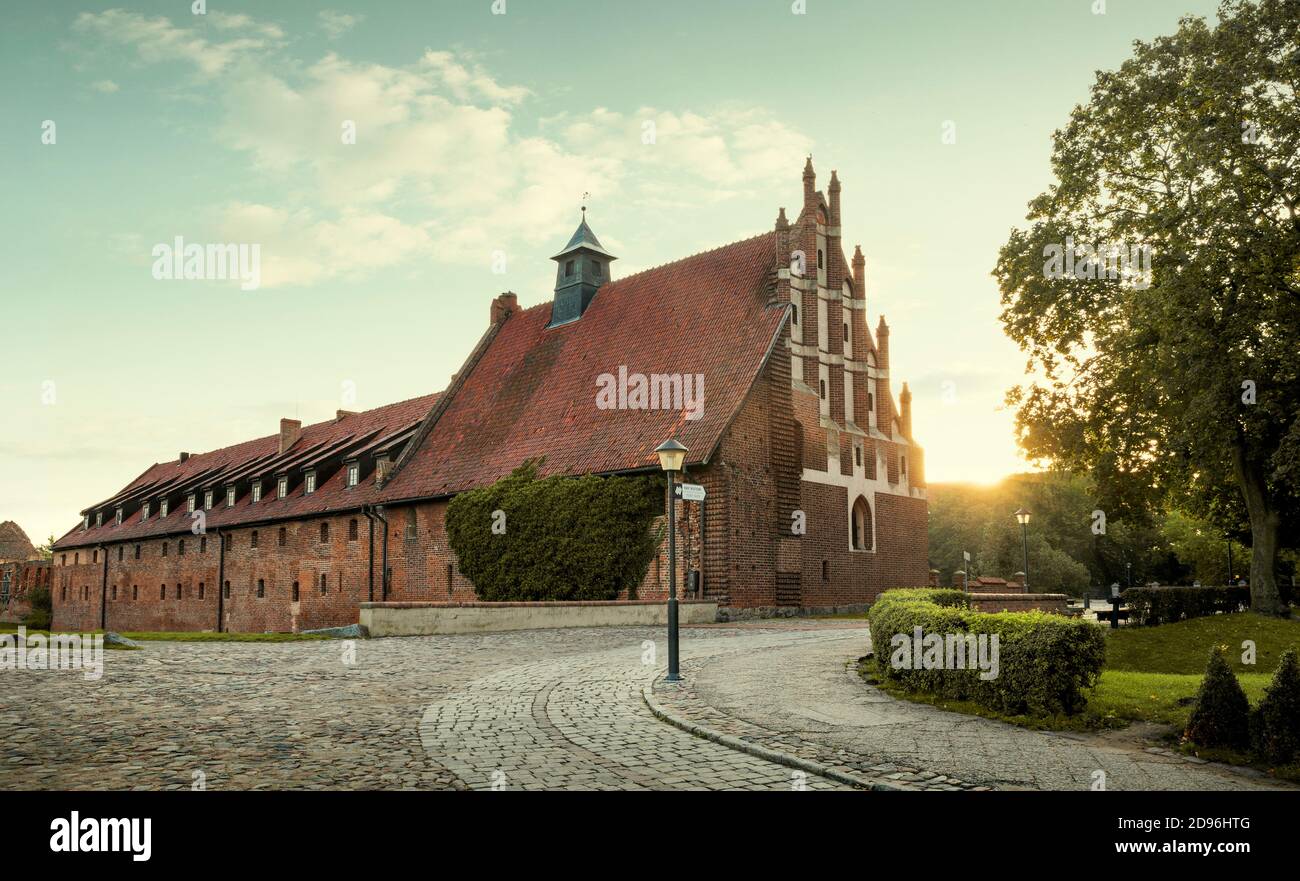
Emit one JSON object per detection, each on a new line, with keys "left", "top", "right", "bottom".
{"left": 995, "top": 0, "right": 1300, "bottom": 614}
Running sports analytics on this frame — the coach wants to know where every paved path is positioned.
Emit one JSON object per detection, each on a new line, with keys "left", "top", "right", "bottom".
{"left": 4, "top": 620, "right": 1291, "bottom": 791}
{"left": 418, "top": 632, "right": 849, "bottom": 790}
{"left": 653, "top": 626, "right": 1296, "bottom": 791}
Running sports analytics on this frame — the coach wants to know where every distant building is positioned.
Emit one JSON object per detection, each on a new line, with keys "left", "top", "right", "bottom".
{"left": 0, "top": 521, "right": 49, "bottom": 624}
{"left": 50, "top": 159, "right": 928, "bottom": 631}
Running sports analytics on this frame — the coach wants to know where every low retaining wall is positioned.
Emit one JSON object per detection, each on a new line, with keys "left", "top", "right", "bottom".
{"left": 359, "top": 600, "right": 719, "bottom": 637}
{"left": 966, "top": 592, "right": 1070, "bottom": 614}
{"left": 717, "top": 603, "right": 870, "bottom": 622}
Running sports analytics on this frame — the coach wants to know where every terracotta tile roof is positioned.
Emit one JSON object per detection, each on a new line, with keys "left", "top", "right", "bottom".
{"left": 382, "top": 231, "right": 787, "bottom": 500}
{"left": 52, "top": 394, "right": 439, "bottom": 550}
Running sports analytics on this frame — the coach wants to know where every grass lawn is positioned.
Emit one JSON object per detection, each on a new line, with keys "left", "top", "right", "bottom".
{"left": 0, "top": 622, "right": 329, "bottom": 643}
{"left": 1088, "top": 611, "right": 1300, "bottom": 729}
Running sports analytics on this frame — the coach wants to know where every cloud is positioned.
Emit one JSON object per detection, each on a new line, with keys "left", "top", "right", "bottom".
{"left": 90, "top": 79, "right": 119, "bottom": 93}
{"left": 216, "top": 202, "right": 431, "bottom": 288}
{"left": 319, "top": 10, "right": 362, "bottom": 40}
{"left": 66, "top": 10, "right": 812, "bottom": 287}
{"left": 72, "top": 9, "right": 281, "bottom": 77}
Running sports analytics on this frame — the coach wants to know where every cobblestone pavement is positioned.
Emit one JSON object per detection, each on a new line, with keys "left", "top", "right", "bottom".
{"left": 0, "top": 623, "right": 852, "bottom": 791}
{"left": 656, "top": 628, "right": 1299, "bottom": 792}
{"left": 5, "top": 620, "right": 1289, "bottom": 791}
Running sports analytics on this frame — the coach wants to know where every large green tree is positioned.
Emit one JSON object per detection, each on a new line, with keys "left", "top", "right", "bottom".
{"left": 995, "top": 0, "right": 1300, "bottom": 615}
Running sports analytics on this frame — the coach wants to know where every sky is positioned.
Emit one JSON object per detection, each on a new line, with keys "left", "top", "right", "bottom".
{"left": 0, "top": 0, "right": 1226, "bottom": 545}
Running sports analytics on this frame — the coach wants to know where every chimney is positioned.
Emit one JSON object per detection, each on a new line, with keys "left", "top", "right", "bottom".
{"left": 900, "top": 382, "right": 913, "bottom": 439}
{"left": 178, "top": 452, "right": 190, "bottom": 463}
{"left": 335, "top": 410, "right": 358, "bottom": 422}
{"left": 279, "top": 418, "right": 302, "bottom": 455}
{"left": 491, "top": 291, "right": 518, "bottom": 325}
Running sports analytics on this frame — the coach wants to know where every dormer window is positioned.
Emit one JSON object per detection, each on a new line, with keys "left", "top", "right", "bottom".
{"left": 115, "top": 507, "right": 123, "bottom": 526}
{"left": 252, "top": 481, "right": 262, "bottom": 503}
{"left": 142, "top": 501, "right": 151, "bottom": 521}
{"left": 346, "top": 462, "right": 359, "bottom": 488}
{"left": 187, "top": 494, "right": 196, "bottom": 513}
{"left": 277, "top": 476, "right": 288, "bottom": 499}
{"left": 83, "top": 515, "right": 91, "bottom": 530}
{"left": 203, "top": 490, "right": 213, "bottom": 510}
{"left": 304, "top": 470, "right": 317, "bottom": 495}
{"left": 160, "top": 499, "right": 169, "bottom": 518}
{"left": 95, "top": 512, "right": 103, "bottom": 529}
{"left": 226, "top": 486, "right": 236, "bottom": 507}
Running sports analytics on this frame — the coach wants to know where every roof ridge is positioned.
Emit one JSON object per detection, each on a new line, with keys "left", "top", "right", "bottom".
{"left": 610, "top": 230, "right": 772, "bottom": 285}
{"left": 163, "top": 391, "right": 442, "bottom": 465}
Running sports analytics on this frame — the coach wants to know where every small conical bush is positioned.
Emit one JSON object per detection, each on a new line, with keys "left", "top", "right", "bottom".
{"left": 1250, "top": 649, "right": 1300, "bottom": 765}
{"left": 1184, "top": 648, "right": 1250, "bottom": 751}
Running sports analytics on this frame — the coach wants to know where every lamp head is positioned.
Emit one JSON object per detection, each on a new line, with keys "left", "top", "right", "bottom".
{"left": 654, "top": 439, "right": 688, "bottom": 473}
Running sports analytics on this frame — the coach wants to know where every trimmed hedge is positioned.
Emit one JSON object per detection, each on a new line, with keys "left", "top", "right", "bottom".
{"left": 1250, "top": 649, "right": 1300, "bottom": 764}
{"left": 446, "top": 460, "right": 661, "bottom": 602}
{"left": 868, "top": 588, "right": 1106, "bottom": 716}
{"left": 1123, "top": 586, "right": 1248, "bottom": 627}
{"left": 1184, "top": 649, "right": 1251, "bottom": 750}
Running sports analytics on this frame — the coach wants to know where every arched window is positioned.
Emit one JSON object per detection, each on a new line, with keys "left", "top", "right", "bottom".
{"left": 851, "top": 496, "right": 873, "bottom": 551}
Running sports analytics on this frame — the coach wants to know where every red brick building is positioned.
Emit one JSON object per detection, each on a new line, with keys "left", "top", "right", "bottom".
{"left": 50, "top": 159, "right": 928, "bottom": 631}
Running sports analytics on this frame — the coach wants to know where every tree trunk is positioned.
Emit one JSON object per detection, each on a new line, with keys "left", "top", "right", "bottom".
{"left": 1230, "top": 438, "right": 1287, "bottom": 616}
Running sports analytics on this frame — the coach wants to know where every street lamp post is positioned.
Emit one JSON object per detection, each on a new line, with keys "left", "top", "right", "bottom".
{"left": 1014, "top": 508, "right": 1031, "bottom": 590}
{"left": 655, "top": 439, "right": 688, "bottom": 683}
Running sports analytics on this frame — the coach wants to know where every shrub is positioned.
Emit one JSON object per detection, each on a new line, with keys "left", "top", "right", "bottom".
{"left": 446, "top": 460, "right": 661, "bottom": 602}
{"left": 1250, "top": 649, "right": 1300, "bottom": 765}
{"left": 868, "top": 588, "right": 1105, "bottom": 716}
{"left": 1123, "top": 585, "right": 1248, "bottom": 627}
{"left": 1183, "top": 649, "right": 1251, "bottom": 750}
{"left": 23, "top": 584, "right": 51, "bottom": 630}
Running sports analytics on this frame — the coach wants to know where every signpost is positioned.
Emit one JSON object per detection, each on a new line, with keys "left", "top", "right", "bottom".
{"left": 674, "top": 483, "right": 706, "bottom": 502}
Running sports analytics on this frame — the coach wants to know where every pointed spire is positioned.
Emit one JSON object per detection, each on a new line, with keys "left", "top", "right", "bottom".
{"left": 775, "top": 207, "right": 789, "bottom": 231}
{"left": 802, "top": 156, "right": 816, "bottom": 208}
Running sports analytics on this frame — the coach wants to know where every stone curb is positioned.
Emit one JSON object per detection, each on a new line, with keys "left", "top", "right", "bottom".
{"left": 640, "top": 673, "right": 909, "bottom": 792}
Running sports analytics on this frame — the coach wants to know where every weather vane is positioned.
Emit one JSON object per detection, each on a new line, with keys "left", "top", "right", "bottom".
{"left": 581, "top": 191, "right": 590, "bottom": 219}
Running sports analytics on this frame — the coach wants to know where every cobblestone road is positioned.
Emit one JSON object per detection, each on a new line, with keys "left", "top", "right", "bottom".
{"left": 0, "top": 623, "right": 851, "bottom": 791}
{"left": 4, "top": 621, "right": 1289, "bottom": 791}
